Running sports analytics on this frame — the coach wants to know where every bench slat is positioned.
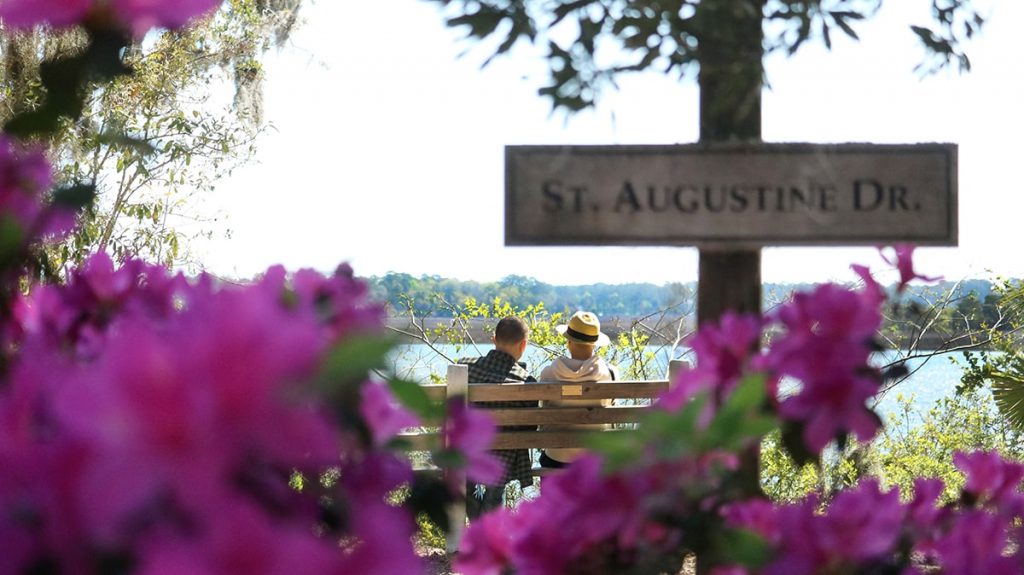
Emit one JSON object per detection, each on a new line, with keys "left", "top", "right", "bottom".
{"left": 397, "top": 425, "right": 640, "bottom": 451}
{"left": 396, "top": 432, "right": 439, "bottom": 451}
{"left": 468, "top": 381, "right": 667, "bottom": 401}
{"left": 421, "top": 382, "right": 666, "bottom": 402}
{"left": 421, "top": 384, "right": 447, "bottom": 402}
{"left": 488, "top": 405, "right": 649, "bottom": 426}
{"left": 491, "top": 429, "right": 628, "bottom": 449}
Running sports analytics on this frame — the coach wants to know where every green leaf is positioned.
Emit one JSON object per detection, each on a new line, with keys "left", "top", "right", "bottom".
{"left": 701, "top": 376, "right": 775, "bottom": 451}
{"left": 589, "top": 427, "right": 645, "bottom": 469}
{"left": 96, "top": 131, "right": 157, "bottom": 155}
{"left": 388, "top": 377, "right": 444, "bottom": 421}
{"left": 832, "top": 14, "right": 860, "bottom": 40}
{"left": 0, "top": 218, "right": 24, "bottom": 265}
{"left": 711, "top": 528, "right": 771, "bottom": 568}
{"left": 320, "top": 335, "right": 395, "bottom": 385}
{"left": 989, "top": 369, "right": 1024, "bottom": 431}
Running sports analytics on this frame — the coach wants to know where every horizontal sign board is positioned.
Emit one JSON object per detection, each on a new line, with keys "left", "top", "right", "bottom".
{"left": 505, "top": 143, "right": 957, "bottom": 247}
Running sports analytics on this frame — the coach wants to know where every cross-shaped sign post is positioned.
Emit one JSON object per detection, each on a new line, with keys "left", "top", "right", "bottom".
{"left": 504, "top": 2, "right": 957, "bottom": 327}
{"left": 503, "top": 6, "right": 956, "bottom": 569}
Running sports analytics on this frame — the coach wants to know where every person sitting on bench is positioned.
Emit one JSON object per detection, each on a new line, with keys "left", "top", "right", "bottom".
{"left": 457, "top": 316, "right": 537, "bottom": 518}
{"left": 536, "top": 310, "right": 618, "bottom": 469}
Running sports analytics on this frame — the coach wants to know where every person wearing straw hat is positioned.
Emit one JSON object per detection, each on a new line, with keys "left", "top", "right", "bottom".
{"left": 536, "top": 310, "right": 619, "bottom": 469}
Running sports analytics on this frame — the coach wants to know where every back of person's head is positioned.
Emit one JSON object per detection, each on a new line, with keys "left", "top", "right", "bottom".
{"left": 494, "top": 316, "right": 529, "bottom": 346}
{"left": 566, "top": 339, "right": 595, "bottom": 360}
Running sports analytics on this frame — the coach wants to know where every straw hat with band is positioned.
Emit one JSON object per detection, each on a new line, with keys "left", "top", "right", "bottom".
{"left": 556, "top": 311, "right": 611, "bottom": 347}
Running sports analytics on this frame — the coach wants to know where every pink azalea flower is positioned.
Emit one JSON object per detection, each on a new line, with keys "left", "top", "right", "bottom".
{"left": 659, "top": 312, "right": 762, "bottom": 413}
{"left": 0, "top": 0, "right": 90, "bottom": 28}
{"left": 339, "top": 497, "right": 424, "bottom": 575}
{"left": 816, "top": 479, "right": 904, "bottom": 562}
{"left": 290, "top": 264, "right": 385, "bottom": 341}
{"left": 764, "top": 481, "right": 905, "bottom": 574}
{"left": 455, "top": 508, "right": 516, "bottom": 575}
{"left": 359, "top": 381, "right": 419, "bottom": 446}
{"left": 0, "top": 258, "right": 432, "bottom": 574}
{"left": 0, "top": 136, "right": 72, "bottom": 238}
{"left": 110, "top": 0, "right": 221, "bottom": 35}
{"left": 766, "top": 281, "right": 885, "bottom": 452}
{"left": 0, "top": 0, "right": 222, "bottom": 35}
{"left": 444, "top": 400, "right": 502, "bottom": 484}
{"left": 761, "top": 498, "right": 823, "bottom": 575}
{"left": 906, "top": 477, "right": 945, "bottom": 530}
{"left": 930, "top": 510, "right": 1021, "bottom": 575}
{"left": 139, "top": 500, "right": 344, "bottom": 575}
{"left": 502, "top": 456, "right": 652, "bottom": 574}
{"left": 880, "top": 244, "right": 941, "bottom": 292}
{"left": 779, "top": 373, "right": 882, "bottom": 452}
{"left": 721, "top": 497, "right": 780, "bottom": 544}
{"left": 954, "top": 450, "right": 1024, "bottom": 507}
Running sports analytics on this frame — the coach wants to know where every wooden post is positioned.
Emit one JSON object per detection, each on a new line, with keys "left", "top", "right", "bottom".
{"left": 445, "top": 363, "right": 469, "bottom": 554}
{"left": 668, "top": 358, "right": 687, "bottom": 388}
{"left": 695, "top": 0, "right": 765, "bottom": 325}
{"left": 694, "top": 3, "right": 765, "bottom": 573}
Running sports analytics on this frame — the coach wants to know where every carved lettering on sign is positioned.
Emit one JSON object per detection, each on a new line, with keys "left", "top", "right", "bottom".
{"left": 506, "top": 143, "right": 957, "bottom": 247}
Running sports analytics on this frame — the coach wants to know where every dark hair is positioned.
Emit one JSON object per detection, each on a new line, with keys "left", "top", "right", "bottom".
{"left": 494, "top": 316, "right": 529, "bottom": 345}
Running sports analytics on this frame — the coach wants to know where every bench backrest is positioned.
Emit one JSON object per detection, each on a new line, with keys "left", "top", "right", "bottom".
{"left": 410, "top": 359, "right": 686, "bottom": 553}
{"left": 403, "top": 359, "right": 685, "bottom": 450}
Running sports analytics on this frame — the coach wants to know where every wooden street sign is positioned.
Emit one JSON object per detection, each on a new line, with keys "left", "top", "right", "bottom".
{"left": 505, "top": 143, "right": 957, "bottom": 247}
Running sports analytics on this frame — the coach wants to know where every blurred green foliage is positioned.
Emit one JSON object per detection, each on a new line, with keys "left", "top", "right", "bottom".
{"left": 424, "top": 0, "right": 986, "bottom": 113}
{"left": 1, "top": 0, "right": 305, "bottom": 274}
{"left": 759, "top": 390, "right": 1024, "bottom": 505}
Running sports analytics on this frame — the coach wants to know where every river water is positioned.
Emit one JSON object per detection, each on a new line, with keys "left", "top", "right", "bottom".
{"left": 388, "top": 344, "right": 971, "bottom": 420}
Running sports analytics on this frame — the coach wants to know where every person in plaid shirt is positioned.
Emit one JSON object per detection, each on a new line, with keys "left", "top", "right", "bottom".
{"left": 457, "top": 316, "right": 537, "bottom": 519}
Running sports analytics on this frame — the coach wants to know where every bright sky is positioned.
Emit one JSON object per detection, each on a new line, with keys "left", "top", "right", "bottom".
{"left": 194, "top": 0, "right": 1023, "bottom": 287}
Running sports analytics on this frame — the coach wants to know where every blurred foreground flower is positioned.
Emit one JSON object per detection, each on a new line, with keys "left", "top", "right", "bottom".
{"left": 0, "top": 0, "right": 222, "bottom": 35}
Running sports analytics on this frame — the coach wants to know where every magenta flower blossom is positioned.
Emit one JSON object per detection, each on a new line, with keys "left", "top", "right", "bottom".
{"left": 0, "top": 135, "right": 73, "bottom": 239}
{"left": 766, "top": 282, "right": 885, "bottom": 452}
{"left": 359, "top": 381, "right": 419, "bottom": 446}
{"left": 10, "top": 252, "right": 186, "bottom": 358}
{"left": 930, "top": 510, "right": 1021, "bottom": 575}
{"left": 906, "top": 477, "right": 945, "bottom": 530}
{"left": 454, "top": 508, "right": 516, "bottom": 575}
{"left": 458, "top": 455, "right": 659, "bottom": 575}
{"left": 0, "top": 0, "right": 90, "bottom": 28}
{"left": 880, "top": 244, "right": 941, "bottom": 293}
{"left": 0, "top": 0, "right": 222, "bottom": 35}
{"left": 110, "top": 0, "right": 221, "bottom": 35}
{"left": 0, "top": 256, "right": 454, "bottom": 575}
{"left": 817, "top": 480, "right": 904, "bottom": 562}
{"left": 779, "top": 372, "right": 882, "bottom": 452}
{"left": 954, "top": 450, "right": 1024, "bottom": 507}
{"left": 659, "top": 312, "right": 762, "bottom": 413}
{"left": 289, "top": 263, "right": 386, "bottom": 341}
{"left": 721, "top": 498, "right": 780, "bottom": 544}
{"left": 444, "top": 400, "right": 502, "bottom": 484}
{"left": 138, "top": 500, "right": 345, "bottom": 575}
{"left": 764, "top": 481, "right": 904, "bottom": 574}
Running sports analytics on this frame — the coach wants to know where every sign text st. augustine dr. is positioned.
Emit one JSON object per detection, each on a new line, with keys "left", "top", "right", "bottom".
{"left": 505, "top": 143, "right": 957, "bottom": 247}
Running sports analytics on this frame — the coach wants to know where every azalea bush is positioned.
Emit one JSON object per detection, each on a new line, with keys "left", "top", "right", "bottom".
{"left": 4, "top": 3, "right": 1024, "bottom": 575}
{"left": 455, "top": 258, "right": 1024, "bottom": 575}
{"left": 0, "top": 3, "right": 500, "bottom": 574}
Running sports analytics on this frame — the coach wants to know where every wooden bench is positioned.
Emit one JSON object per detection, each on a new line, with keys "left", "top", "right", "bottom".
{"left": 403, "top": 359, "right": 685, "bottom": 551}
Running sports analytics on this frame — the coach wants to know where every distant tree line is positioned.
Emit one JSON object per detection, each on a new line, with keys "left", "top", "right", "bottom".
{"left": 365, "top": 273, "right": 1009, "bottom": 331}
{"left": 366, "top": 273, "right": 693, "bottom": 319}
